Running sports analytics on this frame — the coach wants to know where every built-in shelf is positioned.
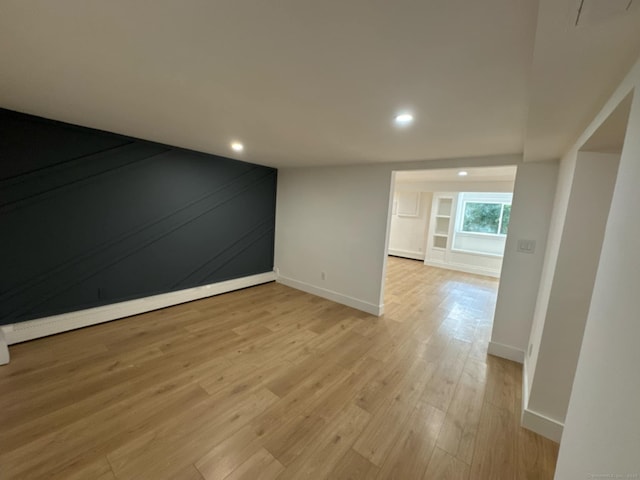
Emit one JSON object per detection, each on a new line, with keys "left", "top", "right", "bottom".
{"left": 437, "top": 198, "right": 453, "bottom": 217}
{"left": 434, "top": 215, "right": 450, "bottom": 237}
{"left": 427, "top": 194, "right": 455, "bottom": 256}
{"left": 433, "top": 235, "right": 448, "bottom": 249}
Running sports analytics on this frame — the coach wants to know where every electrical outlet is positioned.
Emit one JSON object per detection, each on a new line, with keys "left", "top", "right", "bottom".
{"left": 321, "top": 271, "right": 326, "bottom": 280}
{"left": 275, "top": 267, "right": 280, "bottom": 275}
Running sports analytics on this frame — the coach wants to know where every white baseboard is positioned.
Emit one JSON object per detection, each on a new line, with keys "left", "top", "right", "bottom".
{"left": 276, "top": 275, "right": 383, "bottom": 316}
{"left": 1, "top": 272, "right": 276, "bottom": 348}
{"left": 520, "top": 358, "right": 563, "bottom": 442}
{"left": 487, "top": 341, "right": 525, "bottom": 363}
{"left": 521, "top": 408, "right": 564, "bottom": 443}
{"left": 424, "top": 260, "right": 500, "bottom": 278}
{"left": 388, "top": 249, "right": 425, "bottom": 261}
{"left": 0, "top": 329, "right": 8, "bottom": 365}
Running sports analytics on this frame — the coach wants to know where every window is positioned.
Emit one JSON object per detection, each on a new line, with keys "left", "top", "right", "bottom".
{"left": 461, "top": 201, "right": 511, "bottom": 235}
{"left": 452, "top": 192, "right": 513, "bottom": 257}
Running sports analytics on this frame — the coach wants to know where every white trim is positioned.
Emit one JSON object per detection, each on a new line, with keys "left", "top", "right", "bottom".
{"left": 520, "top": 358, "right": 563, "bottom": 442}
{"left": 455, "top": 230, "right": 507, "bottom": 239}
{"left": 521, "top": 408, "right": 564, "bottom": 443}
{"left": 487, "top": 340, "right": 525, "bottom": 363}
{"left": 1, "top": 272, "right": 276, "bottom": 347}
{"left": 387, "top": 249, "right": 425, "bottom": 261}
{"left": 276, "top": 275, "right": 383, "bottom": 316}
{"left": 424, "top": 259, "right": 501, "bottom": 278}
{"left": 523, "top": 358, "right": 531, "bottom": 407}
{"left": 450, "top": 248, "right": 503, "bottom": 259}
{"left": 0, "top": 329, "right": 8, "bottom": 365}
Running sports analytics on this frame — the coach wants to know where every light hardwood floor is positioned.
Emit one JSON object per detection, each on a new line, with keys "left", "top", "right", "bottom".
{"left": 0, "top": 257, "right": 558, "bottom": 479}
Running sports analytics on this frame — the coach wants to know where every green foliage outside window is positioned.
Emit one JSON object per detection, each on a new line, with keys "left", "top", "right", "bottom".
{"left": 462, "top": 202, "right": 511, "bottom": 235}
{"left": 500, "top": 204, "right": 511, "bottom": 234}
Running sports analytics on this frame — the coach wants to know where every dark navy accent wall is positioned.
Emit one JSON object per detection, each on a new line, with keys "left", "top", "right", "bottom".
{"left": 0, "top": 109, "right": 277, "bottom": 325}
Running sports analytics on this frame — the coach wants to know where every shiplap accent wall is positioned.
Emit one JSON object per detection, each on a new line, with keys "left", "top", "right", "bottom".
{"left": 0, "top": 109, "right": 277, "bottom": 326}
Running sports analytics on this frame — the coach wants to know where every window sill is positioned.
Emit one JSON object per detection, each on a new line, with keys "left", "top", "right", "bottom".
{"left": 455, "top": 231, "right": 507, "bottom": 238}
{"left": 450, "top": 248, "right": 504, "bottom": 259}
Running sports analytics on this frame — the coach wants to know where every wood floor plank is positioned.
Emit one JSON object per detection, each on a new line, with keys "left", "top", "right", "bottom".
{"left": 516, "top": 418, "right": 560, "bottom": 479}
{"left": 0, "top": 382, "right": 210, "bottom": 479}
{"left": 328, "top": 449, "right": 380, "bottom": 479}
{"left": 46, "top": 455, "right": 117, "bottom": 480}
{"left": 108, "top": 389, "right": 279, "bottom": 480}
{"left": 352, "top": 356, "right": 436, "bottom": 466}
{"left": 424, "top": 447, "right": 470, "bottom": 479}
{"left": 436, "top": 357, "right": 487, "bottom": 463}
{"left": 171, "top": 464, "right": 207, "bottom": 480}
{"left": 421, "top": 337, "right": 472, "bottom": 411}
{"left": 198, "top": 358, "right": 290, "bottom": 400}
{"left": 0, "top": 257, "right": 559, "bottom": 480}
{"left": 259, "top": 413, "right": 327, "bottom": 466}
{"left": 469, "top": 402, "right": 517, "bottom": 479}
{"left": 484, "top": 354, "right": 519, "bottom": 413}
{"left": 275, "top": 403, "right": 371, "bottom": 479}
{"left": 195, "top": 424, "right": 264, "bottom": 480}
{"left": 375, "top": 400, "right": 446, "bottom": 479}
{"left": 249, "top": 361, "right": 352, "bottom": 438}
{"left": 222, "top": 448, "right": 284, "bottom": 480}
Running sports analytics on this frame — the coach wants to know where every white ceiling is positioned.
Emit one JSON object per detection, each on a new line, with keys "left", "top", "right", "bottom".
{"left": 524, "top": 0, "right": 640, "bottom": 161}
{"left": 395, "top": 166, "right": 517, "bottom": 183}
{"left": 0, "top": 1, "right": 639, "bottom": 168}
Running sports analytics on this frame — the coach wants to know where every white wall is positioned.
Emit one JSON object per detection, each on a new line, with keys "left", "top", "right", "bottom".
{"left": 274, "top": 154, "right": 522, "bottom": 315}
{"left": 274, "top": 165, "right": 392, "bottom": 315}
{"left": 527, "top": 152, "right": 619, "bottom": 426}
{"left": 553, "top": 61, "right": 640, "bottom": 477}
{"left": 489, "top": 162, "right": 558, "bottom": 363}
{"left": 388, "top": 191, "right": 432, "bottom": 260}
{"left": 526, "top": 150, "right": 579, "bottom": 393}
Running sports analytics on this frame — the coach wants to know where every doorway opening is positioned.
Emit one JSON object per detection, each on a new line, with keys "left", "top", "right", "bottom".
{"left": 377, "top": 164, "right": 559, "bottom": 470}
{"left": 381, "top": 165, "right": 517, "bottom": 346}
{"left": 385, "top": 165, "right": 517, "bottom": 275}
{"left": 521, "top": 91, "right": 633, "bottom": 438}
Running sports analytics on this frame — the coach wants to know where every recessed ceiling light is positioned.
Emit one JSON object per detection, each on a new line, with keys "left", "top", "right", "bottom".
{"left": 458, "top": 171, "right": 468, "bottom": 176}
{"left": 231, "top": 142, "right": 244, "bottom": 152}
{"left": 394, "top": 113, "right": 414, "bottom": 126}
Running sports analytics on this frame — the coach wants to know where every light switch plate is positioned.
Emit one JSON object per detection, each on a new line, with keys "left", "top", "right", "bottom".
{"left": 517, "top": 239, "right": 536, "bottom": 254}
